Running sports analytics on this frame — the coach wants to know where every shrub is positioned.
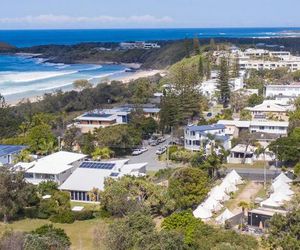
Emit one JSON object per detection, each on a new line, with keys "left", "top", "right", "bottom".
{"left": 73, "top": 210, "right": 94, "bottom": 221}
{"left": 170, "top": 149, "right": 195, "bottom": 163}
{"left": 23, "top": 207, "right": 39, "bottom": 219}
{"left": 50, "top": 211, "right": 75, "bottom": 224}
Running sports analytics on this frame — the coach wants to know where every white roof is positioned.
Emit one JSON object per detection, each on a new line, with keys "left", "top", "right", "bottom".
{"left": 216, "top": 209, "right": 234, "bottom": 224}
{"left": 245, "top": 100, "right": 294, "bottom": 112}
{"left": 274, "top": 173, "right": 293, "bottom": 183}
{"left": 193, "top": 205, "right": 212, "bottom": 219}
{"left": 230, "top": 144, "right": 255, "bottom": 154}
{"left": 270, "top": 192, "right": 291, "bottom": 203}
{"left": 217, "top": 120, "right": 250, "bottom": 128}
{"left": 59, "top": 161, "right": 147, "bottom": 192}
{"left": 217, "top": 120, "right": 289, "bottom": 128}
{"left": 26, "top": 151, "right": 86, "bottom": 175}
{"left": 14, "top": 161, "right": 36, "bottom": 171}
{"left": 260, "top": 197, "right": 281, "bottom": 208}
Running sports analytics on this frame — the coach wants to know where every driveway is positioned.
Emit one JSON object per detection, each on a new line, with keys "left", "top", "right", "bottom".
{"left": 128, "top": 137, "right": 172, "bottom": 171}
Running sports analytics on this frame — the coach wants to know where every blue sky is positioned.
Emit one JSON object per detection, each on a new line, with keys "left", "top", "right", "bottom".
{"left": 1, "top": 0, "right": 300, "bottom": 29}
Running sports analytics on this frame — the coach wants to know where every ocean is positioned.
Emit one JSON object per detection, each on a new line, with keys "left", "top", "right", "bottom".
{"left": 1, "top": 27, "right": 300, "bottom": 102}
{"left": 1, "top": 28, "right": 300, "bottom": 48}
{"left": 0, "top": 54, "right": 127, "bottom": 102}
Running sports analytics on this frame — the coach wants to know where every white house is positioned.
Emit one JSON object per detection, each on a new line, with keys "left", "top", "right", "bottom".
{"left": 239, "top": 59, "right": 300, "bottom": 72}
{"left": 0, "top": 144, "right": 26, "bottom": 165}
{"left": 266, "top": 84, "right": 300, "bottom": 98}
{"left": 59, "top": 159, "right": 147, "bottom": 202}
{"left": 184, "top": 124, "right": 231, "bottom": 153}
{"left": 72, "top": 105, "right": 160, "bottom": 133}
{"left": 23, "top": 151, "right": 87, "bottom": 185}
{"left": 217, "top": 120, "right": 289, "bottom": 138}
{"left": 245, "top": 100, "right": 294, "bottom": 121}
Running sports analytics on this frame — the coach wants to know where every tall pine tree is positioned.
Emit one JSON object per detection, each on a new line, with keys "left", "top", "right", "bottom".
{"left": 198, "top": 55, "right": 204, "bottom": 81}
{"left": 231, "top": 56, "right": 240, "bottom": 78}
{"left": 217, "top": 57, "right": 230, "bottom": 108}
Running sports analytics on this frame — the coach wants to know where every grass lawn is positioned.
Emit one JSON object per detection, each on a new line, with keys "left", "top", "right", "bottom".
{"left": 0, "top": 217, "right": 109, "bottom": 250}
{"left": 70, "top": 201, "right": 101, "bottom": 211}
{"left": 224, "top": 161, "right": 269, "bottom": 169}
{"left": 225, "top": 181, "right": 248, "bottom": 210}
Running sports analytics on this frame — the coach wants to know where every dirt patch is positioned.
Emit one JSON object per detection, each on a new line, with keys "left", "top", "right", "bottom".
{"left": 231, "top": 181, "right": 263, "bottom": 214}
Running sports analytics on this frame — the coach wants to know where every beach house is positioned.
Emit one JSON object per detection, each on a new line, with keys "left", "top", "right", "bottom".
{"left": 184, "top": 124, "right": 231, "bottom": 153}
{"left": 23, "top": 151, "right": 87, "bottom": 185}
{"left": 245, "top": 100, "right": 294, "bottom": 121}
{"left": 265, "top": 84, "right": 300, "bottom": 98}
{"left": 59, "top": 159, "right": 147, "bottom": 202}
{"left": 73, "top": 105, "right": 160, "bottom": 133}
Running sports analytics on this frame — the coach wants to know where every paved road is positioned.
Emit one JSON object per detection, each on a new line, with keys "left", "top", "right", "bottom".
{"left": 224, "top": 168, "right": 281, "bottom": 181}
{"left": 128, "top": 137, "right": 172, "bottom": 171}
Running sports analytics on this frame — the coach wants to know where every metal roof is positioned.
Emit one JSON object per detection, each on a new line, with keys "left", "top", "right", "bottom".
{"left": 0, "top": 145, "right": 26, "bottom": 157}
{"left": 186, "top": 124, "right": 225, "bottom": 132}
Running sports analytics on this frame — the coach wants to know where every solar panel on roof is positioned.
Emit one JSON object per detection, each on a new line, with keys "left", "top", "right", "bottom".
{"left": 80, "top": 161, "right": 115, "bottom": 170}
{"left": 110, "top": 172, "right": 119, "bottom": 177}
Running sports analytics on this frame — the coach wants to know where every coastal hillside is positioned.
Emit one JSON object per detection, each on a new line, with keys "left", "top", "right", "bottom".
{"left": 2, "top": 37, "right": 300, "bottom": 69}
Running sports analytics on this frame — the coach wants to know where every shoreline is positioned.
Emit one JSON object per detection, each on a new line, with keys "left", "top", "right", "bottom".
{"left": 6, "top": 69, "right": 165, "bottom": 106}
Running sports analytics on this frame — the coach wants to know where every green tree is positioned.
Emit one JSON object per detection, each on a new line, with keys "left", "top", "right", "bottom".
{"left": 130, "top": 78, "right": 153, "bottom": 104}
{"left": 27, "top": 124, "right": 56, "bottom": 155}
{"left": 247, "top": 94, "right": 263, "bottom": 107}
{"left": 240, "top": 109, "right": 252, "bottom": 120}
{"left": 217, "top": 57, "right": 230, "bottom": 107}
{"left": 95, "top": 125, "right": 142, "bottom": 155}
{"left": 78, "top": 132, "right": 95, "bottom": 155}
{"left": 13, "top": 149, "right": 33, "bottom": 163}
{"left": 168, "top": 168, "right": 209, "bottom": 209}
{"left": 193, "top": 36, "right": 200, "bottom": 55}
{"left": 264, "top": 209, "right": 300, "bottom": 250}
{"left": 162, "top": 211, "right": 204, "bottom": 245}
{"left": 37, "top": 181, "right": 59, "bottom": 196}
{"left": 0, "top": 168, "right": 34, "bottom": 222}
{"left": 63, "top": 126, "right": 81, "bottom": 151}
{"left": 92, "top": 147, "right": 114, "bottom": 160}
{"left": 101, "top": 176, "right": 173, "bottom": 217}
{"left": 24, "top": 224, "right": 71, "bottom": 250}
{"left": 198, "top": 55, "right": 205, "bottom": 81}
{"left": 231, "top": 56, "right": 240, "bottom": 78}
{"left": 269, "top": 128, "right": 300, "bottom": 163}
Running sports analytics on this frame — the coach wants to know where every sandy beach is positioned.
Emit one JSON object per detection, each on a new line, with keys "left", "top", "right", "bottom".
{"left": 7, "top": 69, "right": 166, "bottom": 106}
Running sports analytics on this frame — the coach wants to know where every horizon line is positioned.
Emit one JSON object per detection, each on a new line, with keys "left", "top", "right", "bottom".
{"left": 1, "top": 26, "right": 300, "bottom": 31}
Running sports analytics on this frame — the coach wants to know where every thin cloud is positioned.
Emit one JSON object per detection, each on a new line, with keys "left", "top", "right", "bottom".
{"left": 0, "top": 14, "right": 174, "bottom": 27}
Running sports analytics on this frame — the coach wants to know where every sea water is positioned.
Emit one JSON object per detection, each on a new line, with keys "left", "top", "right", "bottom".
{"left": 1, "top": 28, "right": 300, "bottom": 47}
{"left": 0, "top": 54, "right": 127, "bottom": 102}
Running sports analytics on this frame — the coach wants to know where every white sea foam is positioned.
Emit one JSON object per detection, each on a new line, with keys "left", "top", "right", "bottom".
{"left": 0, "top": 71, "right": 78, "bottom": 83}
{"left": 38, "top": 82, "right": 73, "bottom": 91}
{"left": 78, "top": 65, "right": 103, "bottom": 72}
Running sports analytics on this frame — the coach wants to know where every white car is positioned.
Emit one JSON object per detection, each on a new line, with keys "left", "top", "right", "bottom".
{"left": 132, "top": 149, "right": 143, "bottom": 156}
{"left": 132, "top": 147, "right": 148, "bottom": 156}
{"left": 140, "top": 147, "right": 148, "bottom": 153}
{"left": 156, "top": 146, "right": 167, "bottom": 155}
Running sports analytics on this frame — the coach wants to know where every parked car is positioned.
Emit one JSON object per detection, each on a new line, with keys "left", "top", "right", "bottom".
{"left": 149, "top": 140, "right": 159, "bottom": 146}
{"left": 157, "top": 137, "right": 166, "bottom": 144}
{"left": 139, "top": 147, "right": 148, "bottom": 153}
{"left": 156, "top": 146, "right": 167, "bottom": 155}
{"left": 132, "top": 147, "right": 148, "bottom": 156}
{"left": 132, "top": 149, "right": 143, "bottom": 156}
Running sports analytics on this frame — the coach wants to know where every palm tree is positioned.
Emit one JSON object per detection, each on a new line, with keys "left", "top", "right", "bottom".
{"left": 238, "top": 201, "right": 249, "bottom": 214}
